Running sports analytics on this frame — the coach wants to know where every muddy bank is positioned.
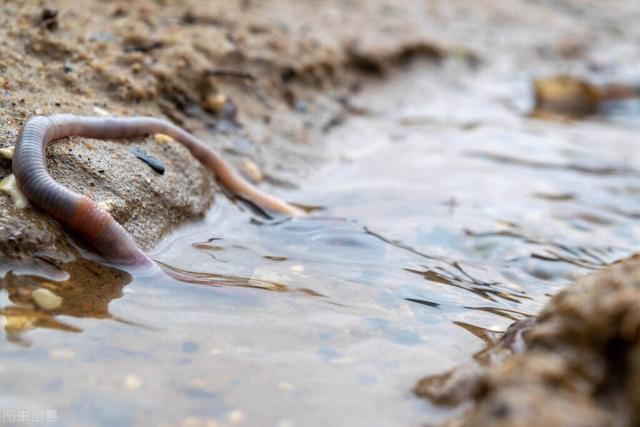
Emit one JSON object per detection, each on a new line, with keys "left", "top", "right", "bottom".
{"left": 5, "top": 0, "right": 637, "bottom": 266}
{"left": 0, "top": 0, "right": 445, "bottom": 266}
{"left": 415, "top": 254, "right": 640, "bottom": 427}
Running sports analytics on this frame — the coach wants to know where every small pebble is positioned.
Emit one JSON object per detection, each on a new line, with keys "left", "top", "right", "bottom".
{"left": 209, "top": 348, "right": 223, "bottom": 356}
{"left": 153, "top": 133, "right": 174, "bottom": 144}
{"left": 125, "top": 374, "right": 143, "bottom": 390}
{"left": 0, "top": 146, "right": 14, "bottom": 159}
{"left": 242, "top": 159, "right": 263, "bottom": 183}
{"left": 290, "top": 265, "right": 304, "bottom": 273}
{"left": 0, "top": 175, "right": 29, "bottom": 209}
{"left": 204, "top": 93, "right": 228, "bottom": 114}
{"left": 93, "top": 106, "right": 111, "bottom": 116}
{"left": 32, "top": 288, "right": 63, "bottom": 310}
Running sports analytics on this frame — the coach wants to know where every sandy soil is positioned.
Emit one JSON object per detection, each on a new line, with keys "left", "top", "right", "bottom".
{"left": 0, "top": 0, "right": 444, "bottom": 265}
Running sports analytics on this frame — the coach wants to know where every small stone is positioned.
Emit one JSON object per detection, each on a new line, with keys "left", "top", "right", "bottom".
{"left": 204, "top": 93, "right": 228, "bottom": 114}
{"left": 209, "top": 348, "right": 223, "bottom": 356}
{"left": 50, "top": 348, "right": 75, "bottom": 361}
{"left": 0, "top": 146, "right": 14, "bottom": 160}
{"left": 125, "top": 374, "right": 143, "bottom": 390}
{"left": 32, "top": 288, "right": 62, "bottom": 310}
{"left": 153, "top": 133, "right": 174, "bottom": 144}
{"left": 242, "top": 159, "right": 263, "bottom": 183}
{"left": 93, "top": 106, "right": 111, "bottom": 116}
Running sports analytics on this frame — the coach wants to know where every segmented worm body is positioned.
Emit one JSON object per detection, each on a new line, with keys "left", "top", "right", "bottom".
{"left": 13, "top": 114, "right": 302, "bottom": 267}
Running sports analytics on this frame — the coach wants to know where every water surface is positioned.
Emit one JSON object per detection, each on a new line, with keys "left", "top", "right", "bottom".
{"left": 2, "top": 63, "right": 640, "bottom": 426}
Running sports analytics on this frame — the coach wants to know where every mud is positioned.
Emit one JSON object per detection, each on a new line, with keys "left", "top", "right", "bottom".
{"left": 416, "top": 254, "right": 640, "bottom": 427}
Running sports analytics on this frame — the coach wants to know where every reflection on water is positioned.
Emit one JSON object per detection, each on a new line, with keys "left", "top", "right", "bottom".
{"left": 2, "top": 64, "right": 640, "bottom": 426}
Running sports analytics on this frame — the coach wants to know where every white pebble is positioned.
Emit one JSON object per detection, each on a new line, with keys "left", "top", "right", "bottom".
{"left": 290, "top": 265, "right": 304, "bottom": 273}
{"left": 0, "top": 174, "right": 29, "bottom": 209}
{"left": 93, "top": 106, "right": 111, "bottom": 116}
{"left": 32, "top": 288, "right": 62, "bottom": 310}
{"left": 0, "top": 146, "right": 14, "bottom": 160}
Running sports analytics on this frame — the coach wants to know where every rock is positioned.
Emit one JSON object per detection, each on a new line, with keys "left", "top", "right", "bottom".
{"left": 0, "top": 146, "right": 14, "bottom": 160}
{"left": 31, "top": 288, "right": 63, "bottom": 310}
{"left": 242, "top": 159, "right": 263, "bottom": 183}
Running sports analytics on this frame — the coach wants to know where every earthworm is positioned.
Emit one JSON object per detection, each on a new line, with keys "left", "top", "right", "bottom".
{"left": 12, "top": 114, "right": 303, "bottom": 267}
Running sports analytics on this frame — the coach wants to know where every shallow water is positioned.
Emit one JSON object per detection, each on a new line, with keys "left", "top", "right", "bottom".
{"left": 2, "top": 63, "right": 640, "bottom": 426}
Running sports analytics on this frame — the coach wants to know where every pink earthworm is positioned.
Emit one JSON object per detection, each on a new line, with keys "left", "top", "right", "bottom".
{"left": 12, "top": 114, "right": 303, "bottom": 267}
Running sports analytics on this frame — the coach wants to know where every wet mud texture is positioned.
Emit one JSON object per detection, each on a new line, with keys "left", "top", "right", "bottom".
{"left": 416, "top": 256, "right": 640, "bottom": 427}
{"left": 0, "top": 0, "right": 445, "bottom": 264}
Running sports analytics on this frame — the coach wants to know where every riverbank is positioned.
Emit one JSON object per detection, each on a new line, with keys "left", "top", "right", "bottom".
{"left": 1, "top": 1, "right": 640, "bottom": 426}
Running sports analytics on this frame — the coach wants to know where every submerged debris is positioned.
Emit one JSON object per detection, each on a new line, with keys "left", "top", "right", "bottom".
{"left": 31, "top": 288, "right": 63, "bottom": 310}
{"left": 533, "top": 75, "right": 640, "bottom": 118}
{"left": 242, "top": 159, "right": 263, "bottom": 183}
